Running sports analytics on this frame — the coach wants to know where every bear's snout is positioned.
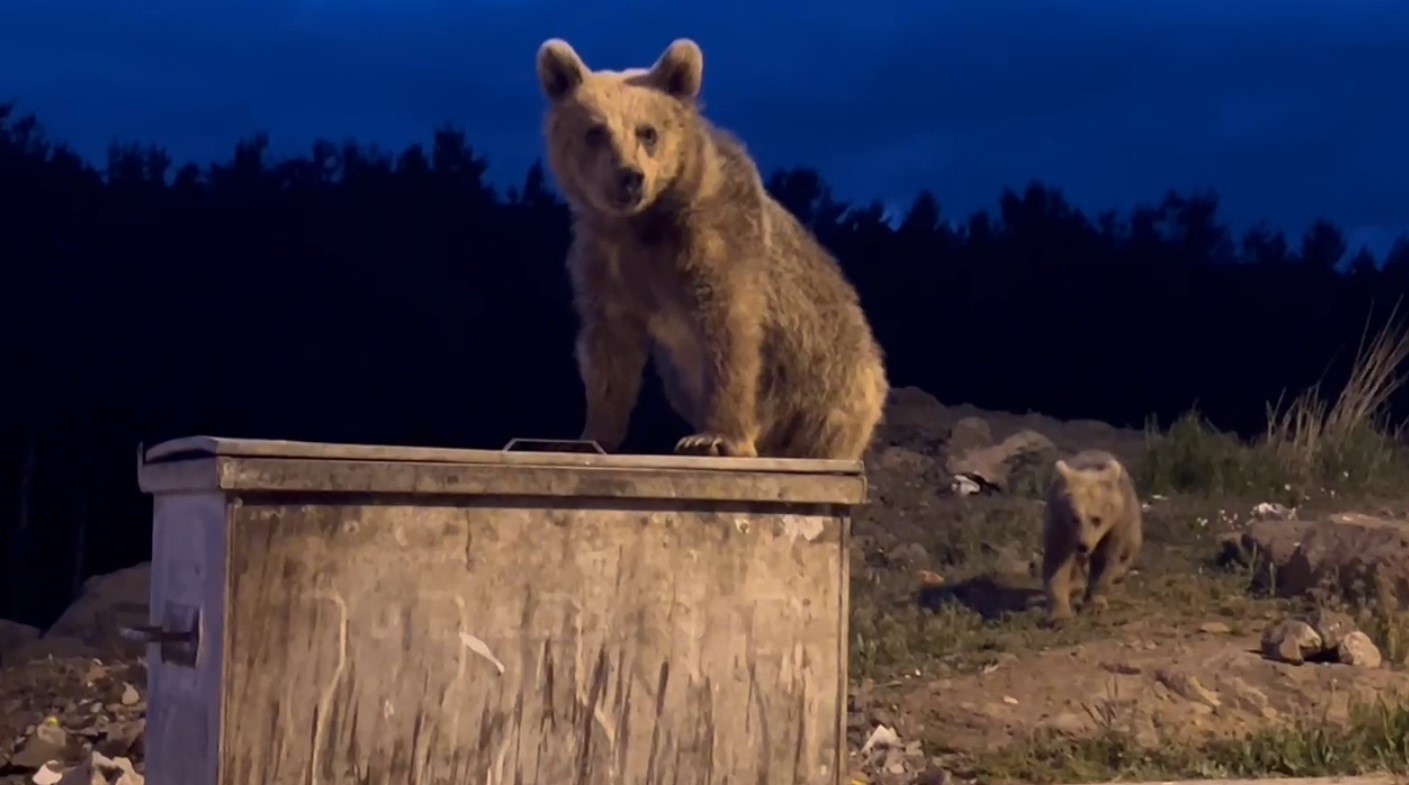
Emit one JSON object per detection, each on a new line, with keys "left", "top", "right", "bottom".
{"left": 613, "top": 167, "right": 645, "bottom": 207}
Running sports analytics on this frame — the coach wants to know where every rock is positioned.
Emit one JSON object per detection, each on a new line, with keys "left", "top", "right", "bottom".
{"left": 945, "top": 429, "right": 1057, "bottom": 491}
{"left": 979, "top": 542, "right": 1037, "bottom": 576}
{"left": 1216, "top": 675, "right": 1278, "bottom": 720}
{"left": 1155, "top": 670, "right": 1221, "bottom": 709}
{"left": 877, "top": 387, "right": 951, "bottom": 453}
{"left": 886, "top": 543, "right": 930, "bottom": 567}
{"left": 1260, "top": 619, "right": 1323, "bottom": 664}
{"left": 1242, "top": 514, "right": 1409, "bottom": 605}
{"left": 859, "top": 725, "right": 901, "bottom": 755}
{"left": 945, "top": 417, "right": 992, "bottom": 453}
{"left": 10, "top": 718, "right": 72, "bottom": 769}
{"left": 4, "top": 636, "right": 106, "bottom": 665}
{"left": 852, "top": 722, "right": 932, "bottom": 785}
{"left": 0, "top": 656, "right": 150, "bottom": 780}
{"left": 95, "top": 719, "right": 144, "bottom": 759}
{"left": 868, "top": 446, "right": 942, "bottom": 479}
{"left": 949, "top": 475, "right": 982, "bottom": 496}
{"left": 1336, "top": 631, "right": 1383, "bottom": 668}
{"left": 51, "top": 751, "right": 144, "bottom": 785}
{"left": 915, "top": 766, "right": 954, "bottom": 785}
{"left": 1306, "top": 608, "right": 1357, "bottom": 650}
{"left": 0, "top": 619, "right": 41, "bottom": 664}
{"left": 44, "top": 564, "right": 152, "bottom": 658}
{"left": 1251, "top": 502, "right": 1297, "bottom": 521}
{"left": 32, "top": 762, "right": 66, "bottom": 785}
{"left": 1235, "top": 519, "right": 1310, "bottom": 585}
{"left": 1198, "top": 621, "right": 1232, "bottom": 635}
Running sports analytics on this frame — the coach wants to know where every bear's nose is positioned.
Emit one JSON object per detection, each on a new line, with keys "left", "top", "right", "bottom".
{"left": 616, "top": 167, "right": 645, "bottom": 201}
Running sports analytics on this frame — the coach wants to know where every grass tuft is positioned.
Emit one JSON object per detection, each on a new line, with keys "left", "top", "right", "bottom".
{"left": 965, "top": 696, "right": 1409, "bottom": 784}
{"left": 1140, "top": 302, "right": 1409, "bottom": 497}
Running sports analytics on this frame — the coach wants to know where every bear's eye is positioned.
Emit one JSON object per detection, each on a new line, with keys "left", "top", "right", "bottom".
{"left": 1089, "top": 516, "right": 1103, "bottom": 526}
{"left": 584, "top": 125, "right": 608, "bottom": 147}
{"left": 636, "top": 124, "right": 659, "bottom": 147}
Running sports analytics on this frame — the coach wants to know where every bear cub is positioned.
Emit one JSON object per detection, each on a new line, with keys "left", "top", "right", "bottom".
{"left": 1041, "top": 449, "right": 1144, "bottom": 624}
{"left": 534, "top": 38, "right": 889, "bottom": 460}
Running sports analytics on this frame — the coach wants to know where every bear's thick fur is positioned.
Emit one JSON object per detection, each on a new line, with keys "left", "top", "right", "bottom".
{"left": 535, "top": 38, "right": 888, "bottom": 460}
{"left": 1042, "top": 449, "right": 1144, "bottom": 623}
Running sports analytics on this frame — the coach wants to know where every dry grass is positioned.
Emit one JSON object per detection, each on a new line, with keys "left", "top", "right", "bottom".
{"left": 1140, "top": 302, "right": 1409, "bottom": 497}
{"left": 1263, "top": 299, "right": 1409, "bottom": 487}
{"left": 849, "top": 483, "right": 1409, "bottom": 782}
{"left": 965, "top": 696, "right": 1409, "bottom": 784}
{"left": 847, "top": 493, "right": 1282, "bottom": 681}
{"left": 848, "top": 304, "right": 1409, "bottom": 782}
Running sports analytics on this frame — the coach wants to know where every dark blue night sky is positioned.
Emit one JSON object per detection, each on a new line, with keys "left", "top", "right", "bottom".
{"left": 2, "top": 0, "right": 1406, "bottom": 254}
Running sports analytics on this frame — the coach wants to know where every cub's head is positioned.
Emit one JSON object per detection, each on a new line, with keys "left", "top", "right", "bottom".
{"left": 535, "top": 38, "right": 704, "bottom": 217}
{"left": 1053, "top": 458, "right": 1126, "bottom": 555}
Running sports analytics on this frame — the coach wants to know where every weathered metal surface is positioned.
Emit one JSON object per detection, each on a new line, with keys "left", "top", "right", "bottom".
{"left": 139, "top": 437, "right": 867, "bottom": 506}
{"left": 143, "top": 492, "right": 226, "bottom": 785}
{"left": 136, "top": 436, "right": 859, "bottom": 785}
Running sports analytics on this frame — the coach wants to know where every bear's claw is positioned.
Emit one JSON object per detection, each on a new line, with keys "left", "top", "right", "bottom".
{"left": 674, "top": 433, "right": 756, "bottom": 458}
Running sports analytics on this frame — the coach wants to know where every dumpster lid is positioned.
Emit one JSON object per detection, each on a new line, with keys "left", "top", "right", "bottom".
{"left": 143, "top": 435, "right": 865, "bottom": 476}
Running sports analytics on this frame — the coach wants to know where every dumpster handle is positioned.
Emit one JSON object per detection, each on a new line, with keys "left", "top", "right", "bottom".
{"left": 501, "top": 438, "right": 607, "bottom": 455}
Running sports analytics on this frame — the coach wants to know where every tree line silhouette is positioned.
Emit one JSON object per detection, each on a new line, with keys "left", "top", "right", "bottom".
{"left": 2, "top": 101, "right": 1407, "bottom": 626}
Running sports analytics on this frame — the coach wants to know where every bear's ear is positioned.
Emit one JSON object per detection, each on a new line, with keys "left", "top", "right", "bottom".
{"left": 1098, "top": 462, "right": 1122, "bottom": 482}
{"left": 647, "top": 38, "right": 704, "bottom": 100}
{"left": 1053, "top": 459, "right": 1073, "bottom": 479}
{"left": 537, "top": 39, "right": 587, "bottom": 101}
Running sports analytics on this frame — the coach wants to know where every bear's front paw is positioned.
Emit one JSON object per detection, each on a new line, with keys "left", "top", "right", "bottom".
{"left": 674, "top": 433, "right": 757, "bottom": 458}
{"left": 1044, "top": 604, "right": 1074, "bottom": 629}
{"left": 1086, "top": 595, "right": 1110, "bottom": 614}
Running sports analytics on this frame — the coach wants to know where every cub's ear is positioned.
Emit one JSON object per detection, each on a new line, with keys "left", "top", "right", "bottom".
{"left": 647, "top": 38, "right": 703, "bottom": 99}
{"left": 1053, "top": 459, "right": 1073, "bottom": 480}
{"left": 1098, "top": 462, "right": 1123, "bottom": 482}
{"left": 537, "top": 39, "right": 587, "bottom": 101}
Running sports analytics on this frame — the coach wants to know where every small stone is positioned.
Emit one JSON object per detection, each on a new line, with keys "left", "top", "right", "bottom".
{"left": 1336, "top": 631, "right": 1383, "bottom": 668}
{"left": 1155, "top": 670, "right": 1221, "bottom": 709}
{"left": 11, "top": 720, "right": 70, "bottom": 768}
{"left": 1218, "top": 675, "right": 1278, "bottom": 720}
{"left": 120, "top": 684, "right": 140, "bottom": 706}
{"left": 1307, "top": 608, "right": 1357, "bottom": 650}
{"left": 31, "top": 762, "right": 65, "bottom": 785}
{"left": 1041, "top": 711, "right": 1088, "bottom": 734}
{"left": 96, "top": 720, "right": 145, "bottom": 758}
{"left": 1261, "top": 619, "right": 1323, "bottom": 664}
{"left": 887, "top": 543, "right": 929, "bottom": 566}
{"left": 1199, "top": 621, "right": 1232, "bottom": 635}
{"left": 915, "top": 766, "right": 954, "bottom": 785}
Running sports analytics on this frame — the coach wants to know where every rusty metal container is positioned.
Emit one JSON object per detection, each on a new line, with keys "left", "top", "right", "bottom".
{"left": 134, "top": 436, "right": 866, "bottom": 785}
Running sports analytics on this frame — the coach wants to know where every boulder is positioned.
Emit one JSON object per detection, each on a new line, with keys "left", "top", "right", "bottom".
{"left": 1239, "top": 513, "right": 1409, "bottom": 604}
{"left": 44, "top": 563, "right": 152, "bottom": 658}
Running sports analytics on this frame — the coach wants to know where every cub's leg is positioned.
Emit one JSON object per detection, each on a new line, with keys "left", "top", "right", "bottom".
{"left": 1042, "top": 544, "right": 1080, "bottom": 625}
{"left": 1085, "top": 533, "right": 1140, "bottom": 613}
{"left": 1084, "top": 539, "right": 1133, "bottom": 613}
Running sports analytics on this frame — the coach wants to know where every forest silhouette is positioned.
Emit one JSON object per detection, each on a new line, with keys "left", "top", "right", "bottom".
{"left": 2, "top": 101, "right": 1408, "bottom": 627}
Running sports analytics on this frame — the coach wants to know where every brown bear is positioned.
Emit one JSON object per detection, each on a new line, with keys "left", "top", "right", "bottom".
{"left": 1041, "top": 449, "right": 1144, "bottom": 624}
{"left": 534, "top": 38, "right": 889, "bottom": 460}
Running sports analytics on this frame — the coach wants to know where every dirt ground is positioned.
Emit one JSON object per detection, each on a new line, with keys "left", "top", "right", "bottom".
{"left": 3, "top": 391, "right": 1408, "bottom": 784}
{"left": 845, "top": 392, "right": 1409, "bottom": 782}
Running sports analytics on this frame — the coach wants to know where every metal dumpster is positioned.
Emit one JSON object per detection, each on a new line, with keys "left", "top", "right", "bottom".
{"left": 134, "top": 436, "right": 867, "bottom": 785}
